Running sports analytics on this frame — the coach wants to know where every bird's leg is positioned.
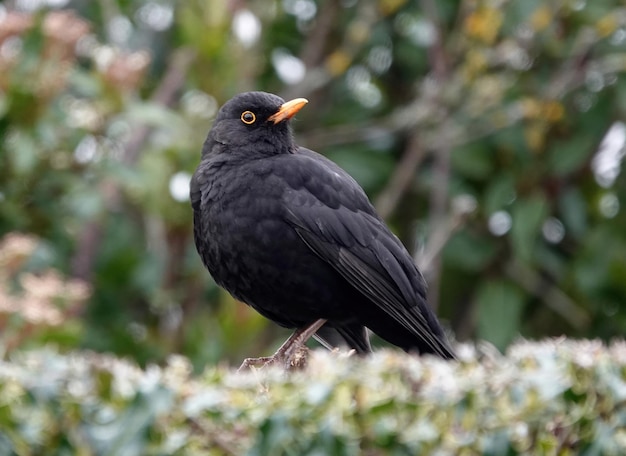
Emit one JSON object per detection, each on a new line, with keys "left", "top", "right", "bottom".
{"left": 238, "top": 318, "right": 327, "bottom": 372}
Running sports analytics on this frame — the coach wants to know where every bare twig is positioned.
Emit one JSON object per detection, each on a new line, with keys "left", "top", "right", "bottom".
{"left": 283, "top": 1, "right": 378, "bottom": 100}
{"left": 545, "top": 29, "right": 595, "bottom": 100}
{"left": 374, "top": 134, "right": 428, "bottom": 220}
{"left": 282, "top": 0, "right": 340, "bottom": 109}
{"left": 419, "top": 0, "right": 451, "bottom": 310}
{"left": 298, "top": 0, "right": 339, "bottom": 68}
{"left": 416, "top": 211, "right": 465, "bottom": 275}
{"left": 301, "top": 13, "right": 603, "bottom": 154}
{"left": 504, "top": 261, "right": 590, "bottom": 330}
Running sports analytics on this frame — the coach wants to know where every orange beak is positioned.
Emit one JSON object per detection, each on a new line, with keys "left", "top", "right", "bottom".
{"left": 268, "top": 98, "right": 308, "bottom": 124}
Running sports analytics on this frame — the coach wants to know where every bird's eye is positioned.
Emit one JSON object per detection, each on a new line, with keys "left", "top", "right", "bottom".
{"left": 241, "top": 111, "right": 256, "bottom": 125}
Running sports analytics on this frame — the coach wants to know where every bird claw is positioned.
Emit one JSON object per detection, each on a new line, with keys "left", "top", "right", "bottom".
{"left": 237, "top": 355, "right": 276, "bottom": 372}
{"left": 237, "top": 344, "right": 310, "bottom": 372}
{"left": 237, "top": 319, "right": 326, "bottom": 372}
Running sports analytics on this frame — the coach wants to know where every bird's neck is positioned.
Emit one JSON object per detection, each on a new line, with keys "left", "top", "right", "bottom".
{"left": 202, "top": 130, "right": 297, "bottom": 162}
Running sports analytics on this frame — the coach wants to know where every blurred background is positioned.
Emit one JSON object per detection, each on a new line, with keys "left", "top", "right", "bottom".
{"left": 1, "top": 0, "right": 625, "bottom": 369}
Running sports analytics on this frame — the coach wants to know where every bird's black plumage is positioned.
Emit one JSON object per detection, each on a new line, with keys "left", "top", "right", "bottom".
{"left": 191, "top": 91, "right": 455, "bottom": 359}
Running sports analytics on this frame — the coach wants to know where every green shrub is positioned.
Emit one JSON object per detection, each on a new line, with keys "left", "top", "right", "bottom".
{"left": 1, "top": 339, "right": 625, "bottom": 455}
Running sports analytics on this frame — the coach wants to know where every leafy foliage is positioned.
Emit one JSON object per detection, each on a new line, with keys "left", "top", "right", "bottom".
{"left": 1, "top": 340, "right": 626, "bottom": 454}
{"left": 0, "top": 0, "right": 625, "bottom": 365}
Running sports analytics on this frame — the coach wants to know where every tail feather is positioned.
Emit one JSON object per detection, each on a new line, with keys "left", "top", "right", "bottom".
{"left": 359, "top": 305, "right": 456, "bottom": 359}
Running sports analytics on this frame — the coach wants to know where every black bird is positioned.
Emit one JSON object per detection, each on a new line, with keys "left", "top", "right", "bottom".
{"left": 190, "top": 91, "right": 455, "bottom": 367}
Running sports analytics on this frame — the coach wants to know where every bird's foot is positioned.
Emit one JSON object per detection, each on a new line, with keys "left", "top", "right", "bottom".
{"left": 237, "top": 319, "right": 327, "bottom": 373}
{"left": 237, "top": 355, "right": 275, "bottom": 371}
{"left": 237, "top": 344, "right": 309, "bottom": 372}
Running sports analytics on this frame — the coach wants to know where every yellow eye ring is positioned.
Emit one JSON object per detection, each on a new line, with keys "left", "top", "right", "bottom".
{"left": 241, "top": 111, "right": 256, "bottom": 124}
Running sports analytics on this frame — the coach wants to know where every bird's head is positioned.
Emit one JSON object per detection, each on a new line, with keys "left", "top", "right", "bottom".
{"left": 202, "top": 91, "right": 308, "bottom": 159}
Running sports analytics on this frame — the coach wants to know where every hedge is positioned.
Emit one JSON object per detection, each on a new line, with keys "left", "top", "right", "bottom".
{"left": 0, "top": 339, "right": 625, "bottom": 455}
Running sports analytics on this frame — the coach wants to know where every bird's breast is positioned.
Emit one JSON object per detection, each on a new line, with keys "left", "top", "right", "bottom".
{"left": 195, "top": 162, "right": 303, "bottom": 287}
{"left": 191, "top": 153, "right": 374, "bottom": 325}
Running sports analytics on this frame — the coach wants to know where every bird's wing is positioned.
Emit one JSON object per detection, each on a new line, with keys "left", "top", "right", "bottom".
{"left": 282, "top": 151, "right": 454, "bottom": 358}
{"left": 189, "top": 169, "right": 202, "bottom": 212}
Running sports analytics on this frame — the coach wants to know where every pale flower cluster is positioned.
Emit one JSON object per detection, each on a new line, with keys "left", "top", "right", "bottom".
{"left": 0, "top": 233, "right": 90, "bottom": 327}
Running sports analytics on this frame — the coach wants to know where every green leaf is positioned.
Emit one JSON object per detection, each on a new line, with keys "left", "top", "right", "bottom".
{"left": 510, "top": 193, "right": 548, "bottom": 263}
{"left": 558, "top": 188, "right": 588, "bottom": 240}
{"left": 7, "top": 129, "right": 38, "bottom": 175}
{"left": 89, "top": 388, "right": 174, "bottom": 456}
{"left": 443, "top": 230, "right": 497, "bottom": 271}
{"left": 476, "top": 280, "right": 525, "bottom": 350}
{"left": 125, "top": 102, "right": 187, "bottom": 131}
{"left": 325, "top": 148, "right": 394, "bottom": 193}
{"left": 68, "top": 68, "right": 103, "bottom": 97}
{"left": 451, "top": 144, "right": 495, "bottom": 180}
{"left": 484, "top": 174, "right": 517, "bottom": 214}
{"left": 0, "top": 92, "right": 8, "bottom": 118}
{"left": 547, "top": 135, "right": 595, "bottom": 176}
{"left": 64, "top": 187, "right": 104, "bottom": 219}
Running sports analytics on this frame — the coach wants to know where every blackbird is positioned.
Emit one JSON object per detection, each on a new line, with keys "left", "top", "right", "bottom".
{"left": 190, "top": 91, "right": 455, "bottom": 367}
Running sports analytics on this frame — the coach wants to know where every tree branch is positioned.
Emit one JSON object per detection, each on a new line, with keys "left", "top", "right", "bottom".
{"left": 504, "top": 260, "right": 590, "bottom": 330}
{"left": 419, "top": 0, "right": 451, "bottom": 310}
{"left": 374, "top": 134, "right": 428, "bottom": 220}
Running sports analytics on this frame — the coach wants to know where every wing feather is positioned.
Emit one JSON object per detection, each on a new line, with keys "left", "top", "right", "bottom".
{"left": 282, "top": 152, "right": 453, "bottom": 358}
